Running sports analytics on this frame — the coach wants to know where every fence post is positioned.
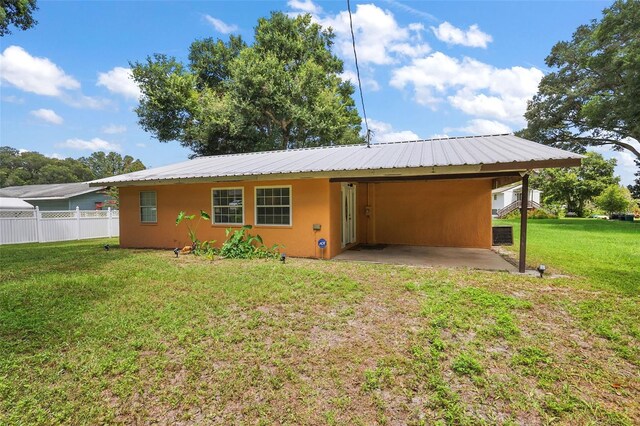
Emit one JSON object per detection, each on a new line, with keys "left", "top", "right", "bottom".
{"left": 76, "top": 206, "right": 81, "bottom": 240}
{"left": 107, "top": 207, "right": 112, "bottom": 238}
{"left": 35, "top": 206, "right": 42, "bottom": 243}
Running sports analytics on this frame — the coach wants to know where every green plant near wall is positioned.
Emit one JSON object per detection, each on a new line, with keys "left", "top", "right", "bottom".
{"left": 176, "top": 210, "right": 211, "bottom": 246}
{"left": 219, "top": 225, "right": 280, "bottom": 259}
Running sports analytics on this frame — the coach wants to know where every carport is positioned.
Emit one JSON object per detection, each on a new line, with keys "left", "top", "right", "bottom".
{"left": 334, "top": 245, "right": 516, "bottom": 271}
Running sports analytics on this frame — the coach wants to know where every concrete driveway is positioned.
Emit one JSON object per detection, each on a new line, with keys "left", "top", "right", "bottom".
{"left": 333, "top": 245, "right": 517, "bottom": 272}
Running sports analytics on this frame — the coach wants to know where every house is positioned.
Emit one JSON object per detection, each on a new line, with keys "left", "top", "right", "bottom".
{"left": 0, "top": 182, "right": 112, "bottom": 211}
{"left": 90, "top": 134, "right": 581, "bottom": 268}
{"left": 492, "top": 183, "right": 542, "bottom": 217}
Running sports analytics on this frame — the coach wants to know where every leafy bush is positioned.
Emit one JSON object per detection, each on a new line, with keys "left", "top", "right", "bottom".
{"left": 502, "top": 209, "right": 557, "bottom": 219}
{"left": 529, "top": 209, "right": 558, "bottom": 219}
{"left": 219, "top": 225, "right": 280, "bottom": 259}
{"left": 176, "top": 210, "right": 210, "bottom": 246}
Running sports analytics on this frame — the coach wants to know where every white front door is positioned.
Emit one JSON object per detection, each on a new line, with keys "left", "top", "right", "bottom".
{"left": 341, "top": 183, "right": 357, "bottom": 247}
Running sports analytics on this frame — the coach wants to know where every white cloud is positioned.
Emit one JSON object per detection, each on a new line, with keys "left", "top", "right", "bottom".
{"left": 0, "top": 45, "right": 80, "bottom": 96}
{"left": 445, "top": 119, "right": 512, "bottom": 135}
{"left": 57, "top": 137, "right": 121, "bottom": 152}
{"left": 431, "top": 22, "right": 492, "bottom": 48}
{"left": 46, "top": 153, "right": 65, "bottom": 160}
{"left": 390, "top": 52, "right": 544, "bottom": 124}
{"left": 368, "top": 119, "right": 420, "bottom": 143}
{"left": 136, "top": 143, "right": 147, "bottom": 148}
{"left": 315, "top": 4, "right": 428, "bottom": 65}
{"left": 2, "top": 95, "right": 24, "bottom": 104}
{"left": 340, "top": 70, "right": 380, "bottom": 92}
{"left": 204, "top": 15, "right": 238, "bottom": 34}
{"left": 30, "top": 108, "right": 63, "bottom": 125}
{"left": 102, "top": 124, "right": 127, "bottom": 134}
{"left": 97, "top": 67, "right": 141, "bottom": 100}
{"left": 287, "top": 0, "right": 321, "bottom": 14}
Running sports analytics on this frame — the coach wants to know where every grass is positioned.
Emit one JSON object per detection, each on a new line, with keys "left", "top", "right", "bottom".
{"left": 494, "top": 218, "right": 640, "bottom": 294}
{"left": 0, "top": 229, "right": 638, "bottom": 424}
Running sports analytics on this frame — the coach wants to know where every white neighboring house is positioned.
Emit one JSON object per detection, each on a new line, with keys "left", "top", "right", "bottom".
{"left": 492, "top": 184, "right": 542, "bottom": 217}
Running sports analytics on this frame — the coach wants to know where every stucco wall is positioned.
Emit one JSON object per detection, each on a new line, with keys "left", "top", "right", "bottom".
{"left": 119, "top": 177, "right": 493, "bottom": 258}
{"left": 356, "top": 179, "right": 493, "bottom": 249}
{"left": 119, "top": 179, "right": 337, "bottom": 258}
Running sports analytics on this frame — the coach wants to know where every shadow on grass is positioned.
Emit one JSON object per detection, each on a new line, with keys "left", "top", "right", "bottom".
{"left": 0, "top": 239, "right": 133, "bottom": 355}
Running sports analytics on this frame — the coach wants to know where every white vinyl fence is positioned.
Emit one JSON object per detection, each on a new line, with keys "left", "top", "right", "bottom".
{"left": 0, "top": 207, "right": 119, "bottom": 245}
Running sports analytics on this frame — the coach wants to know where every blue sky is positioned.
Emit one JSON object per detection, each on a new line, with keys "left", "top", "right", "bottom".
{"left": 1, "top": 0, "right": 636, "bottom": 184}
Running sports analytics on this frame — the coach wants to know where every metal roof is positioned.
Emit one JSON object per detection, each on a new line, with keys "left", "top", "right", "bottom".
{"left": 90, "top": 134, "right": 583, "bottom": 186}
{"left": 0, "top": 182, "right": 107, "bottom": 200}
{"left": 0, "top": 197, "right": 35, "bottom": 209}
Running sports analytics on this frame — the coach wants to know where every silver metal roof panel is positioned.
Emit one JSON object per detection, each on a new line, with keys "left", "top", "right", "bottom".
{"left": 91, "top": 134, "right": 583, "bottom": 186}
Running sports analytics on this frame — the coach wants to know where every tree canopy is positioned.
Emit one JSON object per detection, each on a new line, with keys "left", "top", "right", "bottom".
{"left": 0, "top": 0, "right": 38, "bottom": 36}
{"left": 519, "top": 0, "right": 640, "bottom": 161}
{"left": 628, "top": 159, "right": 640, "bottom": 199}
{"left": 595, "top": 184, "right": 635, "bottom": 215}
{"left": 79, "top": 152, "right": 146, "bottom": 179}
{"left": 0, "top": 147, "right": 145, "bottom": 187}
{"left": 531, "top": 151, "right": 618, "bottom": 217}
{"left": 131, "top": 12, "right": 362, "bottom": 157}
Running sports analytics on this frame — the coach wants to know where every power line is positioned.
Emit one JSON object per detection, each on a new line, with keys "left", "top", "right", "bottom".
{"left": 346, "top": 0, "right": 372, "bottom": 147}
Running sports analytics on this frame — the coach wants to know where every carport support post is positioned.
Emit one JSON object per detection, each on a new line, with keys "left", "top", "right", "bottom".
{"left": 519, "top": 173, "right": 529, "bottom": 273}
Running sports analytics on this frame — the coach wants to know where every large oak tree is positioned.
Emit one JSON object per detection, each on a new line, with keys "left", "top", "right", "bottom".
{"left": 519, "top": 0, "right": 640, "bottom": 160}
{"left": 131, "top": 12, "right": 362, "bottom": 157}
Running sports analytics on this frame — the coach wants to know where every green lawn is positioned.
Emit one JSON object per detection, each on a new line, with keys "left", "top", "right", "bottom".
{"left": 0, "top": 227, "right": 638, "bottom": 424}
{"left": 494, "top": 218, "right": 640, "bottom": 294}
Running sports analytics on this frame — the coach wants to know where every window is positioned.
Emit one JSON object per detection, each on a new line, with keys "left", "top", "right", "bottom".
{"left": 493, "top": 195, "right": 497, "bottom": 201}
{"left": 212, "top": 188, "right": 244, "bottom": 225}
{"left": 256, "top": 186, "right": 291, "bottom": 226}
{"left": 140, "top": 191, "right": 157, "bottom": 223}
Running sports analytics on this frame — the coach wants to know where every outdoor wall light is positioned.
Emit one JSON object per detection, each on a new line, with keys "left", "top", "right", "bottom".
{"left": 173, "top": 248, "right": 180, "bottom": 258}
{"left": 280, "top": 253, "right": 286, "bottom": 263}
{"left": 536, "top": 264, "right": 546, "bottom": 278}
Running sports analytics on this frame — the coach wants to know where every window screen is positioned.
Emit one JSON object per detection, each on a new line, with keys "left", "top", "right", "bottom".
{"left": 212, "top": 188, "right": 244, "bottom": 224}
{"left": 140, "top": 191, "right": 157, "bottom": 223}
{"left": 256, "top": 187, "right": 291, "bottom": 225}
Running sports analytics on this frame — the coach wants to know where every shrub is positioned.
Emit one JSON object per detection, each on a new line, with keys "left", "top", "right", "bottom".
{"left": 529, "top": 209, "right": 557, "bottom": 219}
{"left": 219, "top": 225, "right": 280, "bottom": 259}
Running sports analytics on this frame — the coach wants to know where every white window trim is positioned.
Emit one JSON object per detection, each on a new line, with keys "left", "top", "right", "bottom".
{"left": 139, "top": 191, "right": 157, "bottom": 223}
{"left": 254, "top": 185, "right": 293, "bottom": 227}
{"left": 211, "top": 187, "right": 245, "bottom": 226}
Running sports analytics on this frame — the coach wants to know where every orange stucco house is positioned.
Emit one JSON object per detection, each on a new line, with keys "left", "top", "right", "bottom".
{"left": 91, "top": 134, "right": 581, "bottom": 263}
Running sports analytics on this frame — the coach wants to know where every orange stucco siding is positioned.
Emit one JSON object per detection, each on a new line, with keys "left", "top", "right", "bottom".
{"left": 119, "top": 177, "right": 493, "bottom": 258}
{"left": 119, "top": 178, "right": 338, "bottom": 258}
{"left": 354, "top": 179, "right": 493, "bottom": 248}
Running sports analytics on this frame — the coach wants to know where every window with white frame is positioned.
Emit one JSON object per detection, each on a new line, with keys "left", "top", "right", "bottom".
{"left": 212, "top": 188, "right": 244, "bottom": 225}
{"left": 140, "top": 191, "right": 157, "bottom": 223}
{"left": 256, "top": 186, "right": 291, "bottom": 225}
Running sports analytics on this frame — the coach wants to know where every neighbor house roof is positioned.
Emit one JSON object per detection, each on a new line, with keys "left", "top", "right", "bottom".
{"left": 0, "top": 197, "right": 35, "bottom": 209}
{"left": 492, "top": 183, "right": 542, "bottom": 194}
{"left": 0, "top": 182, "right": 107, "bottom": 200}
{"left": 90, "top": 134, "right": 583, "bottom": 187}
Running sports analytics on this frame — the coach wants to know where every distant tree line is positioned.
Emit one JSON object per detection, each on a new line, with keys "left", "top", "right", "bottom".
{"left": 0, "top": 146, "right": 145, "bottom": 188}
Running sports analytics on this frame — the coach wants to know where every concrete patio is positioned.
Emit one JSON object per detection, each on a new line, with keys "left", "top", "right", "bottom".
{"left": 333, "top": 245, "right": 517, "bottom": 272}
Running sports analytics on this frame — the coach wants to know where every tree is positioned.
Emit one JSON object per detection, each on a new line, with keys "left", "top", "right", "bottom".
{"left": 519, "top": 0, "right": 640, "bottom": 161}
{"left": 531, "top": 152, "right": 618, "bottom": 217}
{"left": 131, "top": 12, "right": 362, "bottom": 157}
{"left": 628, "top": 159, "right": 640, "bottom": 199}
{"left": 79, "top": 152, "right": 146, "bottom": 179}
{"left": 0, "top": 147, "right": 94, "bottom": 187}
{"left": 596, "top": 185, "right": 634, "bottom": 215}
{"left": 0, "top": 0, "right": 38, "bottom": 36}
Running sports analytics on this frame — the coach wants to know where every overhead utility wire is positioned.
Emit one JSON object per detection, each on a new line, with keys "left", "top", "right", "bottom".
{"left": 346, "top": 0, "right": 372, "bottom": 147}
